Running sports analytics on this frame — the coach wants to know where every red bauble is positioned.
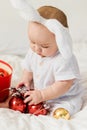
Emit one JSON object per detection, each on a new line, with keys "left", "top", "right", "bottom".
{"left": 9, "top": 95, "right": 26, "bottom": 113}
{"left": 9, "top": 87, "right": 49, "bottom": 115}
{"left": 27, "top": 102, "right": 47, "bottom": 115}
{"left": 35, "top": 108, "right": 47, "bottom": 115}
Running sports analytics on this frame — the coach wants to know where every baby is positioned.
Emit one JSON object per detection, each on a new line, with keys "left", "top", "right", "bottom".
{"left": 0, "top": 1, "right": 83, "bottom": 119}
{"left": 17, "top": 5, "right": 83, "bottom": 119}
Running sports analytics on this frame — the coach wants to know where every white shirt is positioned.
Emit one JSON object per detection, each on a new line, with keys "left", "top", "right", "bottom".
{"left": 22, "top": 48, "right": 82, "bottom": 100}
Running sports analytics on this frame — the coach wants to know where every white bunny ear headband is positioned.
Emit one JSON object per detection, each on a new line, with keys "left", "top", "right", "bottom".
{"left": 10, "top": 0, "right": 73, "bottom": 59}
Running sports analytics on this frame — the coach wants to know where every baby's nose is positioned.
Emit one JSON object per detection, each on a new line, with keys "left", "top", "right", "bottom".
{"left": 35, "top": 46, "right": 42, "bottom": 53}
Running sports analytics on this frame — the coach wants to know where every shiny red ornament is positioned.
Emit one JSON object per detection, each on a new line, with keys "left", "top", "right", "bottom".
{"left": 27, "top": 102, "right": 48, "bottom": 116}
{"left": 9, "top": 94, "right": 26, "bottom": 113}
{"left": 9, "top": 86, "right": 49, "bottom": 115}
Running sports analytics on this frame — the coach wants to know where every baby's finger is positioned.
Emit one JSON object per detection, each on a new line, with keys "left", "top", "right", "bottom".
{"left": 28, "top": 100, "right": 35, "bottom": 105}
{"left": 16, "top": 82, "right": 24, "bottom": 88}
{"left": 24, "top": 95, "right": 32, "bottom": 103}
{"left": 24, "top": 91, "right": 33, "bottom": 97}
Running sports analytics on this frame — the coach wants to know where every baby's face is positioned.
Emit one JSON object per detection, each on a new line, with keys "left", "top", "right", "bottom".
{"left": 28, "top": 22, "right": 58, "bottom": 57}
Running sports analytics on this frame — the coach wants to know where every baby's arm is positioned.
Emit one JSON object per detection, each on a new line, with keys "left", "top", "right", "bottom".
{"left": 24, "top": 79, "right": 74, "bottom": 105}
{"left": 17, "top": 69, "right": 33, "bottom": 90}
{"left": 41, "top": 79, "right": 73, "bottom": 101}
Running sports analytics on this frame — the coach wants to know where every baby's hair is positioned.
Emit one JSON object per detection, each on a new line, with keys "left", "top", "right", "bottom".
{"left": 37, "top": 6, "right": 68, "bottom": 28}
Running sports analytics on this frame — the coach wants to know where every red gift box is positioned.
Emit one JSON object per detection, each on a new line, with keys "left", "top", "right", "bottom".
{"left": 0, "top": 60, "right": 13, "bottom": 102}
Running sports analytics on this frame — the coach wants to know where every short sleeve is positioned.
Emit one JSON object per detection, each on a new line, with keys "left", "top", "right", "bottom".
{"left": 22, "top": 49, "right": 33, "bottom": 72}
{"left": 53, "top": 55, "right": 80, "bottom": 81}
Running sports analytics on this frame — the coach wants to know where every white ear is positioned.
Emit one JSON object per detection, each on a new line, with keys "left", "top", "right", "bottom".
{"left": 10, "top": 0, "right": 45, "bottom": 23}
{"left": 10, "top": 0, "right": 28, "bottom": 9}
{"left": 44, "top": 19, "right": 73, "bottom": 59}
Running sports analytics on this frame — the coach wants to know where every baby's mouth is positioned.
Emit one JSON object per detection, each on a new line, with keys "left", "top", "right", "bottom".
{"left": 37, "top": 53, "right": 45, "bottom": 57}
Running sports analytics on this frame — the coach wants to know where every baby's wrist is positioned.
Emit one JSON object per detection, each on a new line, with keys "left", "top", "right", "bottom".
{"left": 40, "top": 90, "right": 45, "bottom": 102}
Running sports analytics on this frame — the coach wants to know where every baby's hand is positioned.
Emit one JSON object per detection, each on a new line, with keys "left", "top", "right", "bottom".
{"left": 24, "top": 89, "right": 43, "bottom": 105}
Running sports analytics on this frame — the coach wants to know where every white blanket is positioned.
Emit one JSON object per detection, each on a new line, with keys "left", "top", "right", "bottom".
{"left": 0, "top": 42, "right": 87, "bottom": 130}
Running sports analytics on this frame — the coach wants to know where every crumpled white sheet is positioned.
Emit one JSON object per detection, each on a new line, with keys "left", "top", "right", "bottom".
{"left": 0, "top": 42, "right": 87, "bottom": 130}
{"left": 0, "top": 106, "right": 87, "bottom": 130}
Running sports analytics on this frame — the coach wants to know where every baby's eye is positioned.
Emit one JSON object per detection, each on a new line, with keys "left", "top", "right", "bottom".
{"left": 41, "top": 45, "right": 49, "bottom": 48}
{"left": 32, "top": 42, "right": 35, "bottom": 44}
{"left": 43, "top": 46, "right": 49, "bottom": 48}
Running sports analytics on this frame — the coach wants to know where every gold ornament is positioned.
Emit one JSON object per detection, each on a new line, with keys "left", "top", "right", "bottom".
{"left": 53, "top": 108, "right": 70, "bottom": 120}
